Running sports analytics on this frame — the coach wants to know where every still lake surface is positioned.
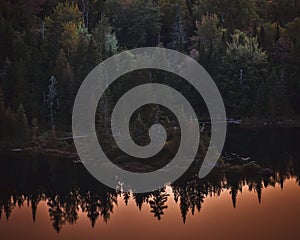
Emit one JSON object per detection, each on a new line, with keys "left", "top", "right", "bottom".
{"left": 0, "top": 127, "right": 300, "bottom": 239}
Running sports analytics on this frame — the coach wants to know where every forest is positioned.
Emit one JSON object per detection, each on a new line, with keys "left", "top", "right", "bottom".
{"left": 0, "top": 0, "right": 300, "bottom": 145}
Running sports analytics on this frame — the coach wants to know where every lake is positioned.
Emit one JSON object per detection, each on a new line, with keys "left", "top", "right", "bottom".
{"left": 0, "top": 127, "right": 299, "bottom": 239}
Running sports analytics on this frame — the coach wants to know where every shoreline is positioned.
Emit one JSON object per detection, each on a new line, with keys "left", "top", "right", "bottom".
{"left": 1, "top": 118, "right": 300, "bottom": 156}
{"left": 239, "top": 118, "right": 300, "bottom": 129}
{"left": 0, "top": 148, "right": 273, "bottom": 179}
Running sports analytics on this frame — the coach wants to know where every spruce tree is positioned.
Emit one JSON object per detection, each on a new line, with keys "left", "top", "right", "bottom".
{"left": 16, "top": 103, "right": 30, "bottom": 143}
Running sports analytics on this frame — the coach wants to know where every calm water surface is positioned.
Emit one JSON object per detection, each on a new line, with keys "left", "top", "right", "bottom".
{"left": 0, "top": 128, "right": 300, "bottom": 239}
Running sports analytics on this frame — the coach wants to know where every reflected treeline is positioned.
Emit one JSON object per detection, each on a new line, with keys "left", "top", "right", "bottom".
{"left": 0, "top": 148, "right": 299, "bottom": 232}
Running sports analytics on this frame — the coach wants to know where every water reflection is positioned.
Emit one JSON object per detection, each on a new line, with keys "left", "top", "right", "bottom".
{"left": 0, "top": 128, "right": 300, "bottom": 234}
{"left": 0, "top": 159, "right": 299, "bottom": 232}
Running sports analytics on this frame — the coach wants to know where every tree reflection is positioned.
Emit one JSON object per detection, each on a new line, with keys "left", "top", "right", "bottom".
{"left": 0, "top": 151, "right": 299, "bottom": 231}
{"left": 48, "top": 195, "right": 65, "bottom": 233}
{"left": 133, "top": 192, "right": 151, "bottom": 210}
{"left": 172, "top": 178, "right": 205, "bottom": 223}
{"left": 149, "top": 189, "right": 169, "bottom": 220}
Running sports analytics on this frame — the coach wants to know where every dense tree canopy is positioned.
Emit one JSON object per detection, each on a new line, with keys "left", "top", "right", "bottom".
{"left": 193, "top": 0, "right": 259, "bottom": 32}
{"left": 0, "top": 0, "right": 299, "bottom": 142}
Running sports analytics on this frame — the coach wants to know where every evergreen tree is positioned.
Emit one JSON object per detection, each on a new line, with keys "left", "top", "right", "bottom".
{"left": 191, "top": 14, "right": 226, "bottom": 75}
{"left": 0, "top": 86, "right": 17, "bottom": 144}
{"left": 193, "top": 0, "right": 258, "bottom": 32}
{"left": 258, "top": 22, "right": 282, "bottom": 51}
{"left": 287, "top": 17, "right": 300, "bottom": 113}
{"left": 0, "top": 0, "right": 299, "bottom": 139}
{"left": 269, "top": 0, "right": 300, "bottom": 25}
{"left": 218, "top": 31, "right": 268, "bottom": 116}
{"left": 54, "top": 49, "right": 74, "bottom": 128}
{"left": 46, "top": 76, "right": 59, "bottom": 137}
{"left": 92, "top": 17, "right": 118, "bottom": 60}
{"left": 167, "top": 5, "right": 187, "bottom": 52}
{"left": 31, "top": 117, "right": 39, "bottom": 140}
{"left": 44, "top": 2, "right": 83, "bottom": 62}
{"left": 96, "top": 90, "right": 113, "bottom": 144}
{"left": 4, "top": 59, "right": 27, "bottom": 110}
{"left": 114, "top": 0, "right": 162, "bottom": 48}
{"left": 104, "top": 32, "right": 119, "bottom": 57}
{"left": 16, "top": 103, "right": 30, "bottom": 143}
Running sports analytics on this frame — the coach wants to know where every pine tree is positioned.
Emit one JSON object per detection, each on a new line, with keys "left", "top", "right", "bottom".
{"left": 16, "top": 103, "right": 30, "bottom": 143}
{"left": 96, "top": 90, "right": 113, "bottom": 144}
{"left": 54, "top": 49, "right": 74, "bottom": 128}
{"left": 257, "top": 68, "right": 290, "bottom": 117}
{"left": 46, "top": 76, "right": 59, "bottom": 137}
